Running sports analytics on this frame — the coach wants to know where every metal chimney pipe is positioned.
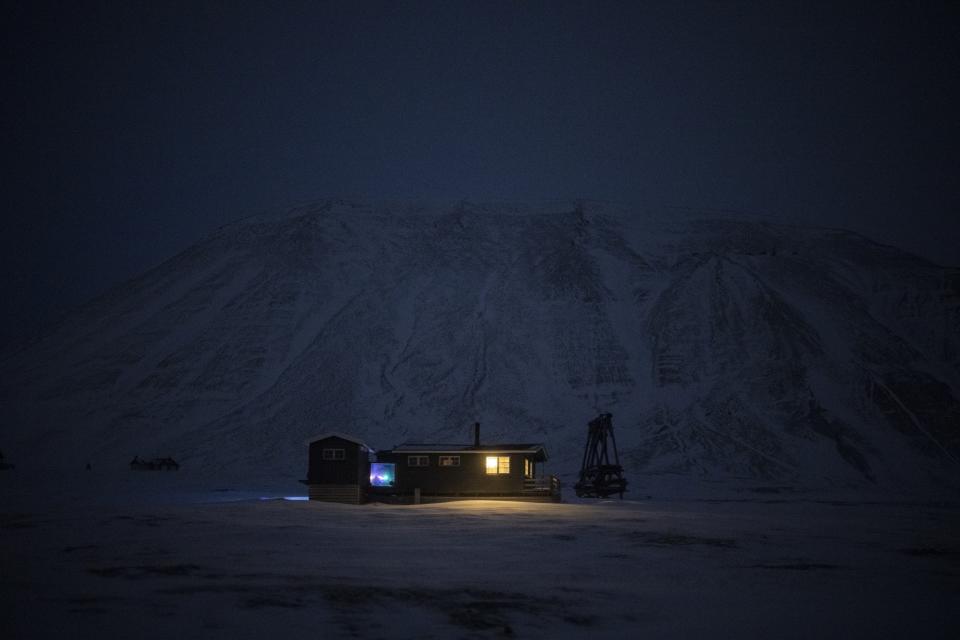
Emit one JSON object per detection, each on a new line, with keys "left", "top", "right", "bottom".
{"left": 474, "top": 422, "right": 480, "bottom": 448}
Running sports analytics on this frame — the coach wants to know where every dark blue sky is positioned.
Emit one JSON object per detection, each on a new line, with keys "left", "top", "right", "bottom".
{"left": 2, "top": 1, "right": 958, "bottom": 348}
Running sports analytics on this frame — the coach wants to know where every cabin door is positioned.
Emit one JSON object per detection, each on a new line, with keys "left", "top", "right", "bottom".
{"left": 524, "top": 458, "right": 535, "bottom": 478}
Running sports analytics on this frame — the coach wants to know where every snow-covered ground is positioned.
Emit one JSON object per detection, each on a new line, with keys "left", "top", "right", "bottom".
{"left": 4, "top": 471, "right": 958, "bottom": 639}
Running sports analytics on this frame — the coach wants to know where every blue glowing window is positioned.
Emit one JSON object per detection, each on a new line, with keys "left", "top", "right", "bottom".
{"left": 370, "top": 463, "right": 395, "bottom": 487}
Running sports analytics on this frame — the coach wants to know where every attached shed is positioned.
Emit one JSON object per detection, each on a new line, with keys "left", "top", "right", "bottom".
{"left": 304, "top": 432, "right": 372, "bottom": 504}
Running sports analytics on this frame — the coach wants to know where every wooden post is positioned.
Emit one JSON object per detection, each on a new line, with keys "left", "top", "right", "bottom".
{"left": 414, "top": 488, "right": 421, "bottom": 504}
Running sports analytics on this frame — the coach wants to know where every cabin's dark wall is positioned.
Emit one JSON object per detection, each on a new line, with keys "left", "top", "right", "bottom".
{"left": 375, "top": 452, "right": 535, "bottom": 495}
{"left": 307, "top": 436, "right": 368, "bottom": 484}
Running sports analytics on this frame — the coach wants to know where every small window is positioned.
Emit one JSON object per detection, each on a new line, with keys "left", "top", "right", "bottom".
{"left": 407, "top": 455, "right": 429, "bottom": 467}
{"left": 439, "top": 455, "right": 460, "bottom": 467}
{"left": 524, "top": 458, "right": 534, "bottom": 478}
{"left": 322, "top": 448, "right": 345, "bottom": 460}
{"left": 485, "top": 456, "right": 510, "bottom": 475}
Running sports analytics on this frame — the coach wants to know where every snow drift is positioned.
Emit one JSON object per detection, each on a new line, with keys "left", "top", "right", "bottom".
{"left": 3, "top": 200, "right": 958, "bottom": 489}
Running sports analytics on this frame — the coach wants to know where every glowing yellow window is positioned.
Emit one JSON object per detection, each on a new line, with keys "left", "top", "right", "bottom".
{"left": 485, "top": 456, "right": 510, "bottom": 475}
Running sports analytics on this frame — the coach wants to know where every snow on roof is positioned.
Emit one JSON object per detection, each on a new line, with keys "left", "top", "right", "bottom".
{"left": 304, "top": 432, "right": 373, "bottom": 450}
{"left": 391, "top": 443, "right": 547, "bottom": 455}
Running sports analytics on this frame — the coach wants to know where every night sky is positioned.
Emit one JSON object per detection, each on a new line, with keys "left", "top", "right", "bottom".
{"left": 3, "top": 1, "right": 958, "bottom": 349}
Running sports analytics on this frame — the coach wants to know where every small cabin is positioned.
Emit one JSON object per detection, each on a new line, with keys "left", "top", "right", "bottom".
{"left": 303, "top": 423, "right": 560, "bottom": 504}
{"left": 372, "top": 443, "right": 557, "bottom": 502}
{"left": 304, "top": 432, "right": 373, "bottom": 504}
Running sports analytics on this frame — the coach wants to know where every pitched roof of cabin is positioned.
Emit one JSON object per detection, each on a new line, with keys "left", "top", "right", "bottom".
{"left": 304, "top": 432, "right": 373, "bottom": 450}
{"left": 390, "top": 443, "right": 547, "bottom": 456}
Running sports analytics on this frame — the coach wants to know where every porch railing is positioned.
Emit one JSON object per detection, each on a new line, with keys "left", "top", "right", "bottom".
{"left": 521, "top": 475, "right": 561, "bottom": 495}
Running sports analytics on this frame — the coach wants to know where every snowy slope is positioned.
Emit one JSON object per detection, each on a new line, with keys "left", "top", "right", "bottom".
{"left": 2, "top": 199, "right": 958, "bottom": 488}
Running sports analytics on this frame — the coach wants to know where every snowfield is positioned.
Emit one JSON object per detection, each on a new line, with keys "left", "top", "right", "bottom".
{"left": 3, "top": 471, "right": 958, "bottom": 639}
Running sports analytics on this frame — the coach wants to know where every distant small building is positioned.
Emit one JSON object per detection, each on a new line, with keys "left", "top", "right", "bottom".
{"left": 303, "top": 423, "right": 560, "bottom": 504}
{"left": 303, "top": 433, "right": 373, "bottom": 504}
{"left": 129, "top": 456, "right": 180, "bottom": 471}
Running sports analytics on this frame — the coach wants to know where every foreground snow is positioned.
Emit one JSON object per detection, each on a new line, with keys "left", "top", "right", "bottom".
{"left": 3, "top": 472, "right": 958, "bottom": 638}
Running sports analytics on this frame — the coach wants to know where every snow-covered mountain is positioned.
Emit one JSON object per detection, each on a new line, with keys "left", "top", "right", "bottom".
{"left": 3, "top": 200, "right": 958, "bottom": 489}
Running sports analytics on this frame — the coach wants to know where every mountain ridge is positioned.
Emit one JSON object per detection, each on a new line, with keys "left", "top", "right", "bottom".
{"left": 3, "top": 199, "right": 958, "bottom": 490}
